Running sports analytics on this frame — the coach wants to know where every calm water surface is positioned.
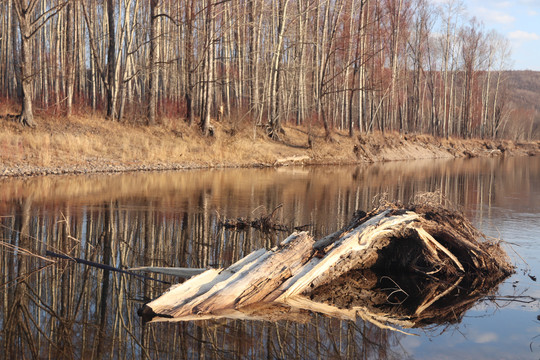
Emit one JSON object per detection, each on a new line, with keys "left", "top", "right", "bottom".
{"left": 1, "top": 157, "right": 539, "bottom": 359}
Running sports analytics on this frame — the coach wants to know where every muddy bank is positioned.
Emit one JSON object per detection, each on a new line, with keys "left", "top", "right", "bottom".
{"left": 0, "top": 115, "right": 538, "bottom": 178}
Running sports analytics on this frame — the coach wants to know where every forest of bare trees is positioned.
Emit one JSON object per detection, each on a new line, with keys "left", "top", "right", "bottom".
{"left": 0, "top": 0, "right": 514, "bottom": 139}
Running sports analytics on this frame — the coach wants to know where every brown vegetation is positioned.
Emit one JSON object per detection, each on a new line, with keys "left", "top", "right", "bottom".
{"left": 0, "top": 110, "right": 538, "bottom": 177}
{"left": 1, "top": 106, "right": 538, "bottom": 177}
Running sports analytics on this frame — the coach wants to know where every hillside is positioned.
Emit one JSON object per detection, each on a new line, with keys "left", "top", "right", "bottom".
{"left": 505, "top": 71, "right": 540, "bottom": 112}
{"left": 504, "top": 70, "right": 540, "bottom": 139}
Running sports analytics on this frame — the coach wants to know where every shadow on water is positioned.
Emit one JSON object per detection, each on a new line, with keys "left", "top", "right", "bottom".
{"left": 311, "top": 269, "right": 510, "bottom": 330}
{"left": 0, "top": 157, "right": 539, "bottom": 359}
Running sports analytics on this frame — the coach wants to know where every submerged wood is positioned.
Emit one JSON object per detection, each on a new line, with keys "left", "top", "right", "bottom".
{"left": 218, "top": 204, "right": 290, "bottom": 232}
{"left": 45, "top": 250, "right": 171, "bottom": 284}
{"left": 129, "top": 267, "right": 206, "bottom": 278}
{"left": 141, "top": 203, "right": 514, "bottom": 329}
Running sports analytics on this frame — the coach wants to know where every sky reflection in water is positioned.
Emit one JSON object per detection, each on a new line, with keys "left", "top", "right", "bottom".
{"left": 0, "top": 156, "right": 539, "bottom": 359}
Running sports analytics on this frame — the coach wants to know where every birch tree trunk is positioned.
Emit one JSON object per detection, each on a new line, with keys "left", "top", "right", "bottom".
{"left": 267, "top": 0, "right": 289, "bottom": 139}
{"left": 106, "top": 0, "right": 116, "bottom": 119}
{"left": 200, "top": 0, "right": 214, "bottom": 135}
{"left": 148, "top": 0, "right": 159, "bottom": 125}
{"left": 65, "top": 0, "right": 75, "bottom": 117}
{"left": 185, "top": 0, "right": 195, "bottom": 126}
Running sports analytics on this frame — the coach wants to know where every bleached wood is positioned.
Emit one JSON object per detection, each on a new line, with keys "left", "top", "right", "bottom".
{"left": 146, "top": 235, "right": 311, "bottom": 318}
{"left": 415, "top": 227, "right": 465, "bottom": 272}
{"left": 275, "top": 211, "right": 418, "bottom": 300}
{"left": 147, "top": 210, "right": 424, "bottom": 319}
{"left": 191, "top": 232, "right": 312, "bottom": 314}
{"left": 149, "top": 248, "right": 268, "bottom": 316}
{"left": 149, "top": 269, "right": 221, "bottom": 315}
{"left": 144, "top": 206, "right": 512, "bottom": 332}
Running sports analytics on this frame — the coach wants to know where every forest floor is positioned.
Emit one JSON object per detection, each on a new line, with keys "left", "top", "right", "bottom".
{"left": 0, "top": 109, "right": 539, "bottom": 177}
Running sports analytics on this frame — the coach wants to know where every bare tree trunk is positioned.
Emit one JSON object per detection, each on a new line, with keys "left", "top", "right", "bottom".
{"left": 267, "top": 0, "right": 289, "bottom": 139}
{"left": 148, "top": 0, "right": 158, "bottom": 125}
{"left": 185, "top": 0, "right": 195, "bottom": 126}
{"left": 66, "top": 0, "right": 75, "bottom": 117}
{"left": 200, "top": 0, "right": 214, "bottom": 135}
{"left": 492, "top": 70, "right": 502, "bottom": 139}
{"left": 106, "top": 0, "right": 116, "bottom": 119}
{"left": 13, "top": 1, "right": 38, "bottom": 127}
{"left": 54, "top": 13, "right": 61, "bottom": 112}
{"left": 247, "top": 0, "right": 256, "bottom": 118}
{"left": 20, "top": 30, "right": 36, "bottom": 126}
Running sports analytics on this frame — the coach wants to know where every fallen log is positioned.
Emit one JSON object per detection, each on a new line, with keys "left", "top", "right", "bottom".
{"left": 140, "top": 202, "right": 514, "bottom": 330}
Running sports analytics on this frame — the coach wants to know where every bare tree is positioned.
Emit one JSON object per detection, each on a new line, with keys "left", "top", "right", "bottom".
{"left": 0, "top": 0, "right": 518, "bottom": 140}
{"left": 65, "top": 0, "right": 76, "bottom": 117}
{"left": 148, "top": 0, "right": 159, "bottom": 125}
{"left": 267, "top": 0, "right": 290, "bottom": 139}
{"left": 105, "top": 0, "right": 116, "bottom": 119}
{"left": 200, "top": 0, "right": 215, "bottom": 135}
{"left": 13, "top": 0, "right": 67, "bottom": 127}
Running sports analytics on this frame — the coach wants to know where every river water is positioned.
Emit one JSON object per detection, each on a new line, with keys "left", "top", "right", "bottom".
{"left": 0, "top": 157, "right": 539, "bottom": 359}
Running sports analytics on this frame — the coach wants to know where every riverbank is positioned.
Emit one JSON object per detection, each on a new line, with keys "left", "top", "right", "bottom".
{"left": 1, "top": 112, "right": 539, "bottom": 177}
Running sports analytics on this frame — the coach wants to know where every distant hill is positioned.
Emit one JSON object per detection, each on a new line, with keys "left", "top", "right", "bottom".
{"left": 503, "top": 71, "right": 540, "bottom": 139}
{"left": 505, "top": 71, "right": 540, "bottom": 113}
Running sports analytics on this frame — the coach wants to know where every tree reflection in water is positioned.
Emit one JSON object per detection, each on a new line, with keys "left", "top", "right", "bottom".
{"left": 0, "top": 158, "right": 537, "bottom": 359}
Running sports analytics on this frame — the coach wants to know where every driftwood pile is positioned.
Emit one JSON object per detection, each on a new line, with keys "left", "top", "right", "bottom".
{"left": 217, "top": 204, "right": 306, "bottom": 232}
{"left": 140, "top": 202, "right": 514, "bottom": 330}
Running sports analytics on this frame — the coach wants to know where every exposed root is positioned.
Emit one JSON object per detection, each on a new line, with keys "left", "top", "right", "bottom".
{"left": 17, "top": 113, "right": 37, "bottom": 128}
{"left": 143, "top": 197, "right": 515, "bottom": 331}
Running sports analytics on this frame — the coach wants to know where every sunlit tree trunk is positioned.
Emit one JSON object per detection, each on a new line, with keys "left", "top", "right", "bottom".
{"left": 13, "top": 0, "right": 37, "bottom": 127}
{"left": 106, "top": 0, "right": 116, "bottom": 119}
{"left": 65, "top": 0, "right": 75, "bottom": 117}
{"left": 267, "top": 0, "right": 289, "bottom": 139}
{"left": 185, "top": 0, "right": 195, "bottom": 125}
{"left": 148, "top": 0, "right": 159, "bottom": 125}
{"left": 200, "top": 0, "right": 214, "bottom": 135}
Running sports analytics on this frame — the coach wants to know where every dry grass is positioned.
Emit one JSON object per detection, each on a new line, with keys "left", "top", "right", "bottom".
{"left": 0, "top": 108, "right": 358, "bottom": 170}
{"left": 1, "top": 103, "right": 539, "bottom": 175}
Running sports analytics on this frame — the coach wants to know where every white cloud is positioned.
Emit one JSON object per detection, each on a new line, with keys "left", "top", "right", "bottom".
{"left": 495, "top": 1, "right": 513, "bottom": 8}
{"left": 470, "top": 331, "right": 498, "bottom": 344}
{"left": 528, "top": 9, "right": 538, "bottom": 15}
{"left": 509, "top": 30, "right": 540, "bottom": 41}
{"left": 476, "top": 7, "right": 516, "bottom": 24}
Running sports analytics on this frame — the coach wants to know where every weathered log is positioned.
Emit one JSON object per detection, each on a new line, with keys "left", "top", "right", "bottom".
{"left": 140, "top": 202, "right": 514, "bottom": 330}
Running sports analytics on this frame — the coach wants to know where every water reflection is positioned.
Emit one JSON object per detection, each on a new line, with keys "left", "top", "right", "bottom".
{"left": 0, "top": 157, "right": 539, "bottom": 359}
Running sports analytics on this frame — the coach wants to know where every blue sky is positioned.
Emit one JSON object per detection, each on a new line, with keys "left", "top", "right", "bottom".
{"left": 461, "top": 0, "right": 540, "bottom": 70}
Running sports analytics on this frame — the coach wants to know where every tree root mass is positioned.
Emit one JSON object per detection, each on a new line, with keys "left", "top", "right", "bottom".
{"left": 142, "top": 200, "right": 514, "bottom": 330}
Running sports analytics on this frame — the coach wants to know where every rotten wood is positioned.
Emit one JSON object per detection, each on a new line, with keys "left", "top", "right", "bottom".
{"left": 140, "top": 202, "right": 514, "bottom": 330}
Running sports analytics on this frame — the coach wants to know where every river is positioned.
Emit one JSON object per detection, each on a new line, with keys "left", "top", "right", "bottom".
{"left": 0, "top": 156, "right": 539, "bottom": 359}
